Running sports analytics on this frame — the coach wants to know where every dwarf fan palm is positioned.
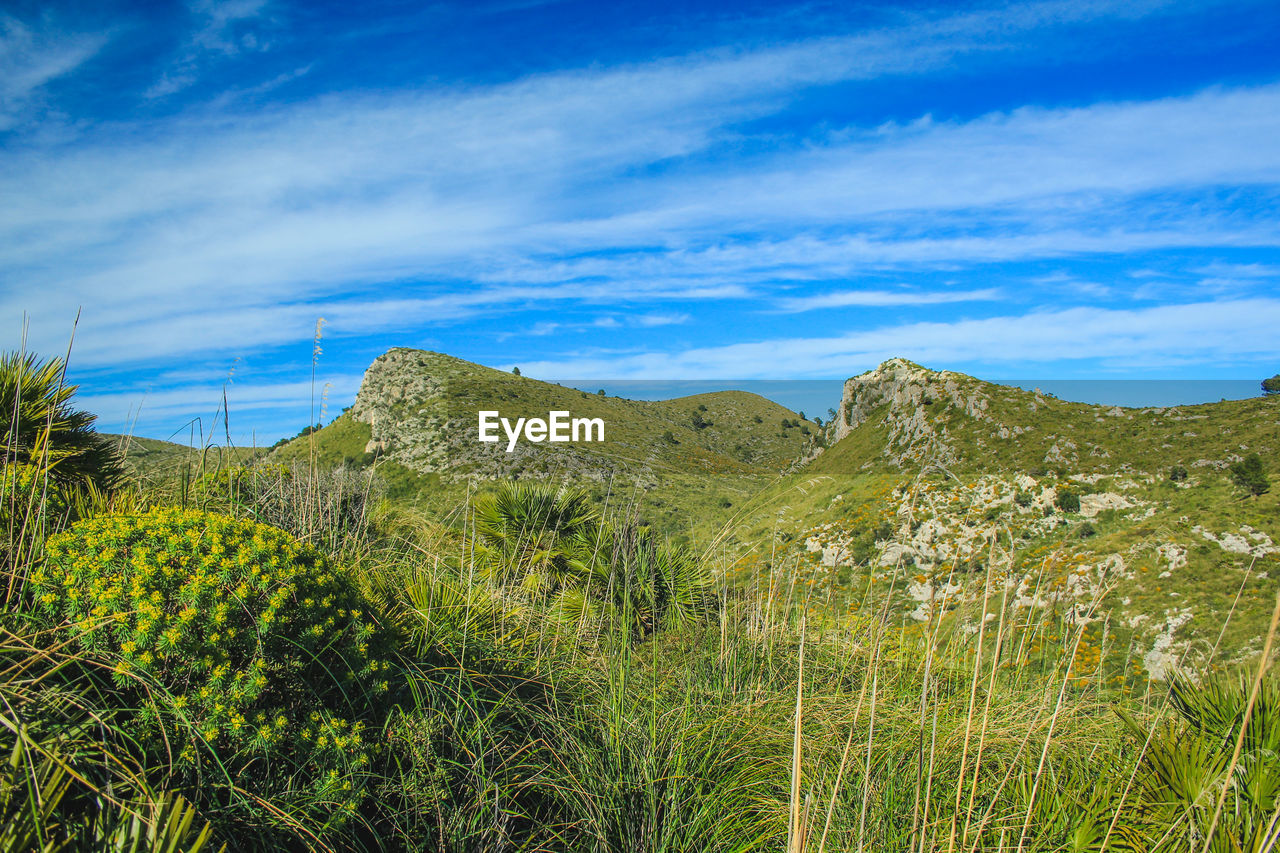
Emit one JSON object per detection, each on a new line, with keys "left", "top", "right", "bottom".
{"left": 471, "top": 481, "right": 601, "bottom": 594}
{"left": 1, "top": 351, "right": 123, "bottom": 491}
{"left": 469, "top": 482, "right": 716, "bottom": 639}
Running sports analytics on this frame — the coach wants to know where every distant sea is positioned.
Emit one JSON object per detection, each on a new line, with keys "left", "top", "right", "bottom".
{"left": 554, "top": 379, "right": 1265, "bottom": 420}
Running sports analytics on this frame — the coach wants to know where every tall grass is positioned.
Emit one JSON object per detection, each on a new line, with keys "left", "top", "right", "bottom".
{"left": 5, "top": 344, "right": 1279, "bottom": 851}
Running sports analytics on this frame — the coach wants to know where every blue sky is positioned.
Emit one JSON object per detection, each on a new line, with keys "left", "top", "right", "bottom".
{"left": 4, "top": 0, "right": 1280, "bottom": 444}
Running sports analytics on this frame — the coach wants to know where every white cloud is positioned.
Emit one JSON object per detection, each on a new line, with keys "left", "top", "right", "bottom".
{"left": 78, "top": 373, "right": 363, "bottom": 439}
{"left": 633, "top": 312, "right": 691, "bottom": 327}
{"left": 147, "top": 0, "right": 273, "bottom": 97}
{"left": 5, "top": 0, "right": 1280, "bottom": 388}
{"left": 0, "top": 13, "right": 110, "bottom": 129}
{"left": 776, "top": 288, "right": 1001, "bottom": 312}
{"left": 512, "top": 299, "right": 1280, "bottom": 378}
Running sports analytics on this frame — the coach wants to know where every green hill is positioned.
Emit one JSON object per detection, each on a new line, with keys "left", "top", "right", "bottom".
{"left": 103, "top": 433, "right": 260, "bottom": 484}
{"left": 729, "top": 358, "right": 1279, "bottom": 678}
{"left": 268, "top": 351, "right": 1279, "bottom": 671}
{"left": 272, "top": 348, "right": 818, "bottom": 533}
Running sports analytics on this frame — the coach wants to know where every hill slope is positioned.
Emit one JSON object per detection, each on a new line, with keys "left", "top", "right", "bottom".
{"left": 274, "top": 347, "right": 818, "bottom": 531}
{"left": 732, "top": 358, "right": 1279, "bottom": 679}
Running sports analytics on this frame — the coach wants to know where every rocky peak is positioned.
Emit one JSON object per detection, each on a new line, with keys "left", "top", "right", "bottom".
{"left": 349, "top": 348, "right": 464, "bottom": 464}
{"left": 834, "top": 358, "right": 994, "bottom": 466}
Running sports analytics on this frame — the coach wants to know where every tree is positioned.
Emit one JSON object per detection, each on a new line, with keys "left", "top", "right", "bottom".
{"left": 512, "top": 366, "right": 521, "bottom": 376}
{"left": 597, "top": 389, "right": 606, "bottom": 396}
{"left": 1, "top": 351, "right": 124, "bottom": 490}
{"left": 1263, "top": 374, "right": 1280, "bottom": 396}
{"left": 1055, "top": 489, "right": 1081, "bottom": 513}
{"left": 1229, "top": 452, "right": 1270, "bottom": 496}
{"left": 798, "top": 411, "right": 806, "bottom": 421}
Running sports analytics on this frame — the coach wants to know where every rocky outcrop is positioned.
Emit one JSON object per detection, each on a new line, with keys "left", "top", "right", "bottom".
{"left": 835, "top": 358, "right": 995, "bottom": 466}
{"left": 350, "top": 348, "right": 456, "bottom": 472}
{"left": 347, "top": 348, "right": 637, "bottom": 484}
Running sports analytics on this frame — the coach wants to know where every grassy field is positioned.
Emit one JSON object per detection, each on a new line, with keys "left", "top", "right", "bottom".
{"left": 4, "top": 349, "right": 1279, "bottom": 851}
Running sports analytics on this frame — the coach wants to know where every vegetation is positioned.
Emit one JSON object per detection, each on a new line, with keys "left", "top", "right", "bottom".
{"left": 1055, "top": 487, "right": 1081, "bottom": 513}
{"left": 4, "top": 347, "right": 1280, "bottom": 851}
{"left": 1263, "top": 374, "right": 1280, "bottom": 396}
{"left": 1, "top": 351, "right": 125, "bottom": 492}
{"left": 1230, "top": 451, "right": 1271, "bottom": 496}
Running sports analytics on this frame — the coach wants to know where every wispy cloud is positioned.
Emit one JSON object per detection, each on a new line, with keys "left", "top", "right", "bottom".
{"left": 0, "top": 13, "right": 110, "bottom": 129}
{"left": 514, "top": 299, "right": 1280, "bottom": 379}
{"left": 775, "top": 288, "right": 1001, "bottom": 312}
{"left": 78, "top": 373, "right": 363, "bottom": 438}
{"left": 147, "top": 0, "right": 274, "bottom": 97}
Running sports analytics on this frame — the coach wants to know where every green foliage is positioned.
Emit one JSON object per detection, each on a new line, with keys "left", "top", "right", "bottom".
{"left": 0, "top": 351, "right": 124, "bottom": 492}
{"left": 512, "top": 366, "right": 521, "bottom": 376}
{"left": 1262, "top": 374, "right": 1280, "bottom": 396}
{"left": 1229, "top": 452, "right": 1270, "bottom": 496}
{"left": 1169, "top": 464, "right": 1188, "bottom": 482}
{"left": 0, "top": 730, "right": 220, "bottom": 853}
{"left": 1117, "top": 673, "right": 1280, "bottom": 852}
{"left": 192, "top": 462, "right": 381, "bottom": 556}
{"left": 32, "top": 508, "right": 393, "bottom": 825}
{"left": 473, "top": 482, "right": 599, "bottom": 594}
{"left": 1055, "top": 488, "right": 1081, "bottom": 513}
{"left": 471, "top": 482, "right": 716, "bottom": 639}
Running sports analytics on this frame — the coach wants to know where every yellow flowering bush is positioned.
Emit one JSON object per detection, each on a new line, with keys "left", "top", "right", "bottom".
{"left": 33, "top": 507, "right": 393, "bottom": 820}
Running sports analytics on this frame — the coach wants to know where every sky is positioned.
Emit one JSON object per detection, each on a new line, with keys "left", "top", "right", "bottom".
{"left": 4, "top": 0, "right": 1280, "bottom": 444}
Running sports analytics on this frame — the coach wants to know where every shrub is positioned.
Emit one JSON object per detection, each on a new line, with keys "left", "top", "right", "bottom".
{"left": 0, "top": 351, "right": 124, "bottom": 491}
{"left": 1229, "top": 452, "right": 1270, "bottom": 496}
{"left": 472, "top": 483, "right": 716, "bottom": 639}
{"left": 1055, "top": 489, "right": 1081, "bottom": 513}
{"left": 32, "top": 508, "right": 393, "bottom": 826}
{"left": 1168, "top": 465, "right": 1188, "bottom": 482}
{"left": 193, "top": 462, "right": 380, "bottom": 556}
{"left": 1014, "top": 490, "right": 1033, "bottom": 508}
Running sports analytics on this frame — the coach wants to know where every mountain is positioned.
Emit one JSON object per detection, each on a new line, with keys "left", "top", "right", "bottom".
{"left": 102, "top": 433, "right": 259, "bottom": 483}
{"left": 273, "top": 349, "right": 1278, "bottom": 671}
{"left": 273, "top": 347, "right": 819, "bottom": 532}
{"left": 732, "top": 357, "right": 1279, "bottom": 679}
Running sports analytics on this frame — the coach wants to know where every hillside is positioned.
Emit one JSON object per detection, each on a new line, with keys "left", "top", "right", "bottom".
{"left": 103, "top": 433, "right": 260, "bottom": 483}
{"left": 273, "top": 347, "right": 818, "bottom": 532}
{"left": 731, "top": 358, "right": 1279, "bottom": 679}
{"left": 268, "top": 351, "right": 1279, "bottom": 672}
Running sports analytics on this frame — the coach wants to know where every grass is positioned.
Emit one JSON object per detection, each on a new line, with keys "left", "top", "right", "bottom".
{"left": 5, "top": 347, "right": 1280, "bottom": 851}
